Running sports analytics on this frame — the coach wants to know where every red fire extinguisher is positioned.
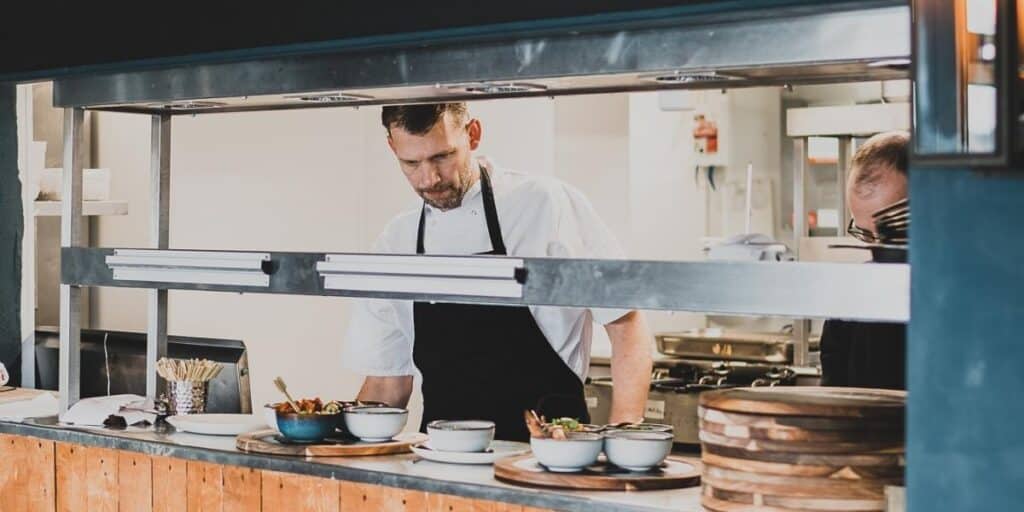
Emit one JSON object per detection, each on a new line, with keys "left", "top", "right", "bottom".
{"left": 693, "top": 114, "right": 718, "bottom": 155}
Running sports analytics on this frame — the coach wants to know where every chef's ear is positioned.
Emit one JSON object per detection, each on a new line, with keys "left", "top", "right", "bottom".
{"left": 467, "top": 119, "right": 482, "bottom": 150}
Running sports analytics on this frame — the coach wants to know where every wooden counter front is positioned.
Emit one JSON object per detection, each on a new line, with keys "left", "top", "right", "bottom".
{"left": 0, "top": 434, "right": 551, "bottom": 512}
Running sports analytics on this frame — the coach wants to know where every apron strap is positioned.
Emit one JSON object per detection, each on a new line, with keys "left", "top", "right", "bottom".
{"left": 416, "top": 166, "right": 507, "bottom": 255}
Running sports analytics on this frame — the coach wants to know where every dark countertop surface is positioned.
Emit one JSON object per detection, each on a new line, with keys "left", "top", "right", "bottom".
{"left": 0, "top": 418, "right": 702, "bottom": 512}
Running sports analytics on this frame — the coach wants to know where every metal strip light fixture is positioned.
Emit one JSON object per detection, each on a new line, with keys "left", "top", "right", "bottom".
{"left": 316, "top": 254, "right": 526, "bottom": 298}
{"left": 106, "top": 249, "right": 272, "bottom": 287}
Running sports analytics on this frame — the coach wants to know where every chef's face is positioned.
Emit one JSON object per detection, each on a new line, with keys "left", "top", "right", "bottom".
{"left": 388, "top": 113, "right": 482, "bottom": 210}
{"left": 848, "top": 166, "right": 907, "bottom": 234}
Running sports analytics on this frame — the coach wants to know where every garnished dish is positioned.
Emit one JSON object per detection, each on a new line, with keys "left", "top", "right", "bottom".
{"left": 525, "top": 411, "right": 589, "bottom": 439}
{"left": 272, "top": 398, "right": 343, "bottom": 415}
{"left": 525, "top": 410, "right": 603, "bottom": 472}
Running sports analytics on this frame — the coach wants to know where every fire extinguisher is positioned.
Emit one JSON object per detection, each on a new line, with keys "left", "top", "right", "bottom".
{"left": 693, "top": 114, "right": 718, "bottom": 155}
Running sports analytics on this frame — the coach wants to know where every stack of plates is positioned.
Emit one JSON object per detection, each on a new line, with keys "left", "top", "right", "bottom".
{"left": 698, "top": 387, "right": 906, "bottom": 512}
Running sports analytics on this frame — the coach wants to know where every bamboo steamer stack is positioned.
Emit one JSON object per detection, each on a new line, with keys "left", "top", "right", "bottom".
{"left": 698, "top": 387, "right": 906, "bottom": 512}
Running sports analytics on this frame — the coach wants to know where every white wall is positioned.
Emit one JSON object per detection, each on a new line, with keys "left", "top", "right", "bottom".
{"left": 87, "top": 91, "right": 782, "bottom": 422}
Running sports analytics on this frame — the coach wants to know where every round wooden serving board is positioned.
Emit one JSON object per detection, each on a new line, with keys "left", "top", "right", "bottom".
{"left": 236, "top": 430, "right": 427, "bottom": 457}
{"left": 493, "top": 454, "right": 701, "bottom": 491}
{"left": 699, "top": 387, "right": 906, "bottom": 418}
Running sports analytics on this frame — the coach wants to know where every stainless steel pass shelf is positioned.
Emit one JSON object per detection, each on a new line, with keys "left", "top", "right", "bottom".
{"left": 63, "top": 248, "right": 909, "bottom": 322}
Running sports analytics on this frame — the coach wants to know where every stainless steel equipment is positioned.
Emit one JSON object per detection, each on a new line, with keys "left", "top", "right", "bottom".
{"left": 655, "top": 329, "right": 820, "bottom": 364}
{"left": 586, "top": 361, "right": 798, "bottom": 444}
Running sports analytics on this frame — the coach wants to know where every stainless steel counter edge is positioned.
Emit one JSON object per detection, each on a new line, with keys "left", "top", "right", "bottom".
{"left": 0, "top": 420, "right": 698, "bottom": 512}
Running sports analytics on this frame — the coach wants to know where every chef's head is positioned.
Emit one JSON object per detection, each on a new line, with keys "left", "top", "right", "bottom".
{"left": 382, "top": 103, "right": 482, "bottom": 210}
{"left": 847, "top": 131, "right": 909, "bottom": 235}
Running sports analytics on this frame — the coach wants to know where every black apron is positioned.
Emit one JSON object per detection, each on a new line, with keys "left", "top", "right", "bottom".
{"left": 412, "top": 169, "right": 590, "bottom": 441}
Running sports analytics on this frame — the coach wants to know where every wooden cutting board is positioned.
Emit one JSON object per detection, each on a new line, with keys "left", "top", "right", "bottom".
{"left": 0, "top": 387, "right": 49, "bottom": 405}
{"left": 699, "top": 430, "right": 904, "bottom": 454}
{"left": 699, "top": 406, "right": 902, "bottom": 432}
{"left": 701, "top": 463, "right": 901, "bottom": 500}
{"left": 702, "top": 443, "right": 905, "bottom": 469}
{"left": 699, "top": 387, "right": 906, "bottom": 418}
{"left": 699, "top": 418, "right": 904, "bottom": 444}
{"left": 702, "top": 484, "right": 887, "bottom": 512}
{"left": 493, "top": 454, "right": 701, "bottom": 491}
{"left": 236, "top": 430, "right": 426, "bottom": 457}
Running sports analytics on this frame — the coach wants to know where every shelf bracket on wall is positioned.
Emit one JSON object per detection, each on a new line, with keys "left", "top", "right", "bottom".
{"left": 316, "top": 254, "right": 526, "bottom": 299}
{"left": 106, "top": 250, "right": 272, "bottom": 287}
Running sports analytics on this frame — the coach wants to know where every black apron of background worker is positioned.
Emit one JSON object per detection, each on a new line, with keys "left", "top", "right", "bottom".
{"left": 412, "top": 168, "right": 589, "bottom": 441}
{"left": 820, "top": 248, "right": 907, "bottom": 390}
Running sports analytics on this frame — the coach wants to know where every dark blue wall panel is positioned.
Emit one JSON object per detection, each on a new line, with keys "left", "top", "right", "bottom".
{"left": 909, "top": 168, "right": 1024, "bottom": 511}
{"left": 0, "top": 84, "right": 22, "bottom": 383}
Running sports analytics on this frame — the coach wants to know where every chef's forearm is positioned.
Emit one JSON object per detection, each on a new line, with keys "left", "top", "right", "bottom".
{"left": 358, "top": 375, "right": 414, "bottom": 408}
{"left": 605, "top": 311, "right": 653, "bottom": 424}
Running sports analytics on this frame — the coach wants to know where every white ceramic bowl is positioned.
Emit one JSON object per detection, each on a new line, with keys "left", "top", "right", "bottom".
{"left": 427, "top": 420, "right": 495, "bottom": 452}
{"left": 603, "top": 430, "right": 673, "bottom": 472}
{"left": 530, "top": 433, "right": 604, "bottom": 472}
{"left": 343, "top": 406, "right": 408, "bottom": 442}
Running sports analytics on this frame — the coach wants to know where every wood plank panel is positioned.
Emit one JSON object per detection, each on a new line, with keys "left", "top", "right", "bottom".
{"left": 340, "top": 482, "right": 426, "bottom": 512}
{"left": 85, "top": 447, "right": 119, "bottom": 512}
{"left": 267, "top": 471, "right": 339, "bottom": 512}
{"left": 223, "top": 466, "right": 260, "bottom": 512}
{"left": 55, "top": 443, "right": 87, "bottom": 512}
{"left": 153, "top": 456, "right": 188, "bottom": 512}
{"left": 426, "top": 493, "right": 500, "bottom": 512}
{"left": 0, "top": 434, "right": 28, "bottom": 512}
{"left": 186, "top": 460, "right": 224, "bottom": 512}
{"left": 24, "top": 437, "right": 56, "bottom": 512}
{"left": 118, "top": 451, "right": 153, "bottom": 512}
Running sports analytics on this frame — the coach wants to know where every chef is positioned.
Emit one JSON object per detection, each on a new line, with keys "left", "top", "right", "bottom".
{"left": 820, "top": 131, "right": 909, "bottom": 390}
{"left": 342, "top": 103, "right": 653, "bottom": 441}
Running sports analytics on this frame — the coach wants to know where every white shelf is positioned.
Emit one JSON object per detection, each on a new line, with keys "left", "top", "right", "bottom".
{"left": 34, "top": 200, "right": 129, "bottom": 217}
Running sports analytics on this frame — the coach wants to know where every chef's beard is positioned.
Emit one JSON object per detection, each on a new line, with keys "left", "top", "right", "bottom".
{"left": 417, "top": 163, "right": 477, "bottom": 211}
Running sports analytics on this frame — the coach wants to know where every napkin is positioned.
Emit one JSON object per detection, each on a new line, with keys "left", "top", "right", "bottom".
{"left": 0, "top": 392, "right": 59, "bottom": 421}
{"left": 58, "top": 394, "right": 155, "bottom": 426}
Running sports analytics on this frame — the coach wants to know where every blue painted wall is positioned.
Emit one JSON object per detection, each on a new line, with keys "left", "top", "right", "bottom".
{"left": 909, "top": 168, "right": 1024, "bottom": 510}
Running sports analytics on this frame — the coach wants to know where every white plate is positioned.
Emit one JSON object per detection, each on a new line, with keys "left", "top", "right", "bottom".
{"left": 411, "top": 440, "right": 529, "bottom": 465}
{"left": 167, "top": 414, "right": 267, "bottom": 436}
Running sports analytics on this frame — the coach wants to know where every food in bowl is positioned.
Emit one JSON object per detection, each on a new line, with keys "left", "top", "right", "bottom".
{"left": 343, "top": 406, "right": 408, "bottom": 442}
{"left": 603, "top": 430, "right": 674, "bottom": 472}
{"left": 427, "top": 420, "right": 495, "bottom": 452}
{"left": 530, "top": 432, "right": 604, "bottom": 472}
{"left": 268, "top": 398, "right": 345, "bottom": 442}
{"left": 524, "top": 410, "right": 589, "bottom": 440}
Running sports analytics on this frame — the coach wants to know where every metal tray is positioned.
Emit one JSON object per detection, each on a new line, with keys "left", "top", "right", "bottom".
{"left": 656, "top": 330, "right": 814, "bottom": 364}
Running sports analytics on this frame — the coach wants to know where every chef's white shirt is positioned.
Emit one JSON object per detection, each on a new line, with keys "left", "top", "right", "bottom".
{"left": 341, "top": 157, "right": 629, "bottom": 381}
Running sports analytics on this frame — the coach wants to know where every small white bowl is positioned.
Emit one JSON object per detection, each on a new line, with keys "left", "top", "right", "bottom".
{"left": 603, "top": 430, "right": 673, "bottom": 472}
{"left": 530, "top": 433, "right": 604, "bottom": 472}
{"left": 343, "top": 406, "right": 408, "bottom": 442}
{"left": 427, "top": 420, "right": 495, "bottom": 452}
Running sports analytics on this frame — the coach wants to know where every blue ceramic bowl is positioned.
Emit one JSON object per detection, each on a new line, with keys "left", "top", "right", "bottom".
{"left": 275, "top": 411, "right": 341, "bottom": 443}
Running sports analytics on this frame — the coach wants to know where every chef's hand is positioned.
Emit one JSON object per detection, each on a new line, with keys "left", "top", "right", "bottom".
{"left": 357, "top": 375, "right": 414, "bottom": 408}
{"left": 604, "top": 311, "right": 654, "bottom": 424}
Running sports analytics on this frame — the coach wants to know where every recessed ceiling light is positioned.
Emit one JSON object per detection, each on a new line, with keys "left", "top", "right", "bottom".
{"left": 648, "top": 71, "right": 740, "bottom": 84}
{"left": 452, "top": 82, "right": 548, "bottom": 94}
{"left": 284, "top": 92, "right": 374, "bottom": 103}
{"left": 158, "top": 101, "right": 227, "bottom": 110}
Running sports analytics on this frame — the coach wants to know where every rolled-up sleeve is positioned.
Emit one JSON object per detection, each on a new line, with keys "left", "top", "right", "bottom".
{"left": 340, "top": 221, "right": 417, "bottom": 376}
{"left": 547, "top": 183, "right": 632, "bottom": 326}
{"left": 341, "top": 298, "right": 416, "bottom": 376}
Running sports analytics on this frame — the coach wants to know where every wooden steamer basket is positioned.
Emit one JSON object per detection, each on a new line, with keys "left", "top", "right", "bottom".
{"left": 698, "top": 387, "right": 906, "bottom": 512}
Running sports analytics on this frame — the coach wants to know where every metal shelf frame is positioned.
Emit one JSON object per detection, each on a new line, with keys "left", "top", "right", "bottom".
{"left": 52, "top": 2, "right": 913, "bottom": 412}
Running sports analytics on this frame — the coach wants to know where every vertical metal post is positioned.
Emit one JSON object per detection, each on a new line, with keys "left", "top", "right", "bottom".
{"left": 837, "top": 136, "right": 851, "bottom": 233}
{"left": 147, "top": 115, "right": 171, "bottom": 401}
{"left": 59, "top": 108, "right": 84, "bottom": 413}
{"left": 791, "top": 138, "right": 810, "bottom": 368}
